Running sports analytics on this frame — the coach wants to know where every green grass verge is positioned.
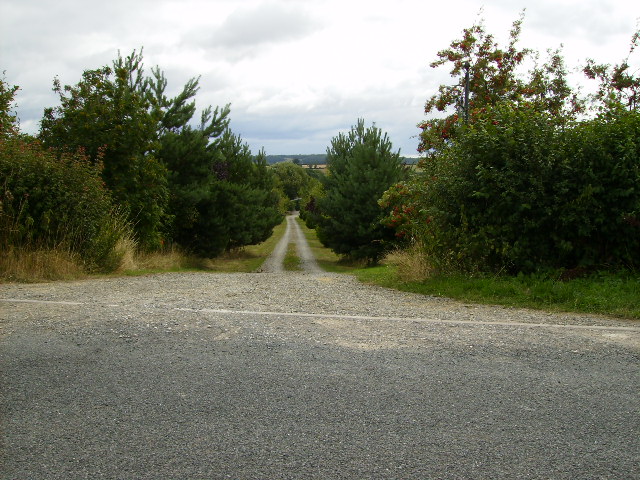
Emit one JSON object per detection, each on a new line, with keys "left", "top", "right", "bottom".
{"left": 352, "top": 265, "right": 640, "bottom": 320}
{"left": 296, "top": 219, "right": 640, "bottom": 320}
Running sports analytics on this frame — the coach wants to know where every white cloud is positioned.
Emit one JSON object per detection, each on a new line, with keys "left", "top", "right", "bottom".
{"left": 210, "top": 2, "right": 321, "bottom": 48}
{"left": 2, "top": 0, "right": 639, "bottom": 154}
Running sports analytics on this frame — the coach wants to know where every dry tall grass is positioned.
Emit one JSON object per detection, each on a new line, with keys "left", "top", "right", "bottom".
{"left": 0, "top": 241, "right": 196, "bottom": 283}
{"left": 384, "top": 243, "right": 432, "bottom": 282}
{"left": 0, "top": 246, "right": 86, "bottom": 282}
{"left": 125, "top": 247, "right": 196, "bottom": 272}
{"left": 112, "top": 236, "right": 137, "bottom": 271}
{"left": 1, "top": 216, "right": 287, "bottom": 282}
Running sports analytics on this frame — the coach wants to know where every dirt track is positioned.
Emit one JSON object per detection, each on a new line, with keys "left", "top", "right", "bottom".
{"left": 260, "top": 213, "right": 321, "bottom": 273}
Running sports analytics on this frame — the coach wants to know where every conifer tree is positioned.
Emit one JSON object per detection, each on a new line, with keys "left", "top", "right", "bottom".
{"left": 39, "top": 50, "right": 281, "bottom": 257}
{"left": 159, "top": 107, "right": 281, "bottom": 257}
{"left": 39, "top": 51, "right": 168, "bottom": 249}
{"left": 317, "top": 119, "right": 405, "bottom": 264}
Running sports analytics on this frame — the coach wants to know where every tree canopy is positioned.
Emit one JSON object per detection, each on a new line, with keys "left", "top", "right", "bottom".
{"left": 38, "top": 50, "right": 282, "bottom": 256}
{"left": 382, "top": 16, "right": 640, "bottom": 274}
{"left": 315, "top": 119, "right": 406, "bottom": 264}
{"left": 418, "top": 13, "right": 581, "bottom": 157}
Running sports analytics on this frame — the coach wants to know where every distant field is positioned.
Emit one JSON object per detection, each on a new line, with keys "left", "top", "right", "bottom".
{"left": 266, "top": 155, "right": 420, "bottom": 167}
{"left": 302, "top": 164, "right": 327, "bottom": 171}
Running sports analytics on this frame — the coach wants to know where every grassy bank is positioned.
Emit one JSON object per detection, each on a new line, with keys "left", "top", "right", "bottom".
{"left": 353, "top": 265, "right": 640, "bottom": 320}
{"left": 297, "top": 218, "right": 640, "bottom": 320}
{"left": 1, "top": 219, "right": 290, "bottom": 282}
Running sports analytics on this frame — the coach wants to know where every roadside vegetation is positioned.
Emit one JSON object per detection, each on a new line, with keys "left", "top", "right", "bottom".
{"left": 298, "top": 218, "right": 640, "bottom": 320}
{"left": 1, "top": 14, "right": 638, "bottom": 321}
{"left": 1, "top": 52, "right": 284, "bottom": 282}
{"left": 354, "top": 264, "right": 640, "bottom": 320}
{"left": 121, "top": 218, "right": 290, "bottom": 275}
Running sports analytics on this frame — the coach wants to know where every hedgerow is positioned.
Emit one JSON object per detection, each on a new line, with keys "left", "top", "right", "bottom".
{"left": 0, "top": 137, "right": 129, "bottom": 272}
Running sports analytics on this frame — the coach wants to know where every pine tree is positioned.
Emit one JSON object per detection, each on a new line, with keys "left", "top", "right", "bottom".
{"left": 39, "top": 50, "right": 168, "bottom": 249}
{"left": 317, "top": 119, "right": 405, "bottom": 264}
{"left": 160, "top": 123, "right": 281, "bottom": 257}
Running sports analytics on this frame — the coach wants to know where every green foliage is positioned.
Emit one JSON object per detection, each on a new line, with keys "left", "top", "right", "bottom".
{"left": 213, "top": 137, "right": 283, "bottom": 252}
{"left": 0, "top": 136, "right": 127, "bottom": 272}
{"left": 382, "top": 17, "right": 639, "bottom": 275}
{"left": 299, "top": 180, "right": 325, "bottom": 229}
{"left": 160, "top": 118, "right": 282, "bottom": 257}
{"left": 271, "top": 161, "right": 317, "bottom": 201}
{"left": 584, "top": 29, "right": 640, "bottom": 111}
{"left": 418, "top": 12, "right": 581, "bottom": 156}
{"left": 316, "top": 119, "right": 406, "bottom": 264}
{"left": 0, "top": 74, "right": 19, "bottom": 138}
{"left": 379, "top": 179, "right": 429, "bottom": 244}
{"left": 430, "top": 103, "right": 564, "bottom": 272}
{"left": 150, "top": 57, "right": 282, "bottom": 256}
{"left": 271, "top": 161, "right": 322, "bottom": 214}
{"left": 157, "top": 101, "right": 230, "bottom": 254}
{"left": 557, "top": 108, "right": 640, "bottom": 268}
{"left": 396, "top": 103, "right": 640, "bottom": 274}
{"left": 36, "top": 49, "right": 281, "bottom": 258}
{"left": 39, "top": 50, "right": 168, "bottom": 249}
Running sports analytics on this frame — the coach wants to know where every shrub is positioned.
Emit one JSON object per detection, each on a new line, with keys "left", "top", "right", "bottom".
{"left": 0, "top": 136, "right": 130, "bottom": 272}
{"left": 410, "top": 103, "right": 640, "bottom": 273}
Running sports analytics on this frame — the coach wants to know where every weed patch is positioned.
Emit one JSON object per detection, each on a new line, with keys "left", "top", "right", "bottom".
{"left": 283, "top": 242, "right": 302, "bottom": 271}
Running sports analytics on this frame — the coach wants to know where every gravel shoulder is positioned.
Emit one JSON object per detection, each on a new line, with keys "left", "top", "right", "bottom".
{"left": 2, "top": 271, "right": 638, "bottom": 333}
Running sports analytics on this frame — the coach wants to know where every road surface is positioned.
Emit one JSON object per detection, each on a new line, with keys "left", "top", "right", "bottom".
{"left": 1, "top": 227, "right": 638, "bottom": 479}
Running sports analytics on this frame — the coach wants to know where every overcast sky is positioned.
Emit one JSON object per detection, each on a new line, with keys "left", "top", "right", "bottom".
{"left": 2, "top": 0, "right": 638, "bottom": 155}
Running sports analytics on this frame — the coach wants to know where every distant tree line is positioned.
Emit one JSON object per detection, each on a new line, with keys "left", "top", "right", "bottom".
{"left": 266, "top": 154, "right": 327, "bottom": 165}
{"left": 266, "top": 154, "right": 418, "bottom": 166}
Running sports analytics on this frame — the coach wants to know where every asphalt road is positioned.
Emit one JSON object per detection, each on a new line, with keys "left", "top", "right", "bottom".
{"left": 1, "top": 246, "right": 638, "bottom": 479}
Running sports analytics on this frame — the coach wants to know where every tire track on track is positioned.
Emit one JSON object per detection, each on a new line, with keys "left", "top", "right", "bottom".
{"left": 259, "top": 213, "right": 321, "bottom": 273}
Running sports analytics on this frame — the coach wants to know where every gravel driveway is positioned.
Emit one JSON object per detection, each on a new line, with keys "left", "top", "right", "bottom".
{"left": 260, "top": 213, "right": 321, "bottom": 273}
{"left": 1, "top": 222, "right": 639, "bottom": 479}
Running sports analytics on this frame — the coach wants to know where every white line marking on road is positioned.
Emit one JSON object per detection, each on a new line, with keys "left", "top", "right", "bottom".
{"left": 175, "top": 307, "right": 640, "bottom": 332}
{"left": 2, "top": 298, "right": 637, "bottom": 332}
{"left": 0, "top": 298, "right": 84, "bottom": 306}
